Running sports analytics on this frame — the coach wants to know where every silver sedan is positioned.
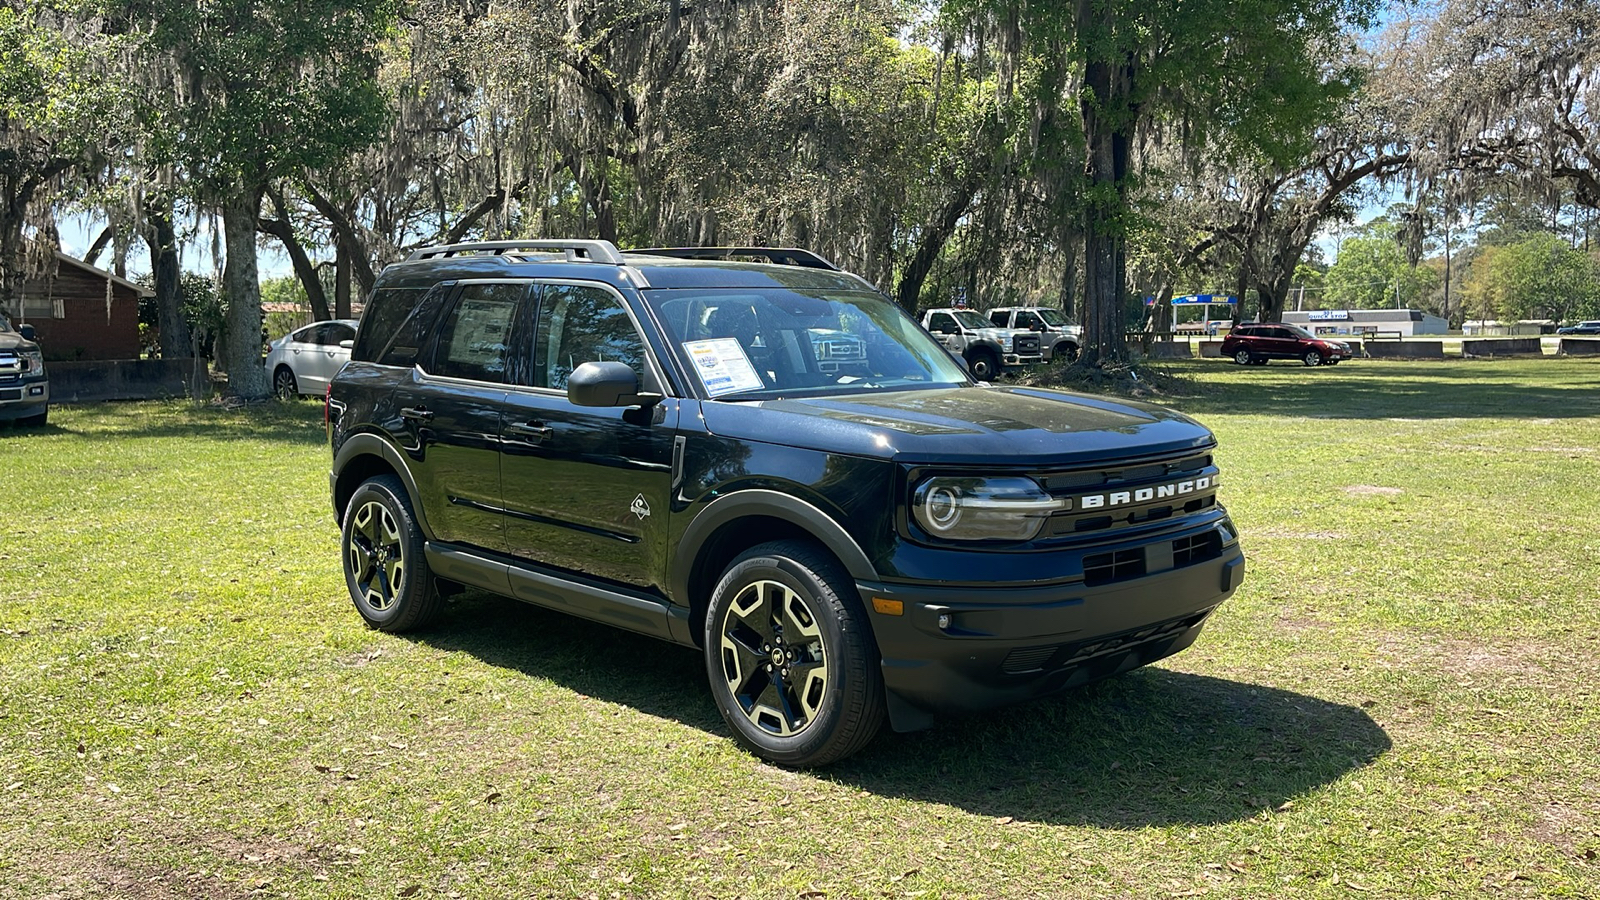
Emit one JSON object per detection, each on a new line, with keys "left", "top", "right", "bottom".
{"left": 264, "top": 319, "right": 359, "bottom": 399}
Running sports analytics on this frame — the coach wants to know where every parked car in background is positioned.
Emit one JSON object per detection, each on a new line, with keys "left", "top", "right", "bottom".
{"left": 1556, "top": 320, "right": 1600, "bottom": 335}
{"left": 1220, "top": 322, "right": 1352, "bottom": 366}
{"left": 919, "top": 307, "right": 1042, "bottom": 379}
{"left": 265, "top": 319, "right": 359, "bottom": 399}
{"left": 0, "top": 314, "right": 48, "bottom": 426}
{"left": 987, "top": 306, "right": 1081, "bottom": 363}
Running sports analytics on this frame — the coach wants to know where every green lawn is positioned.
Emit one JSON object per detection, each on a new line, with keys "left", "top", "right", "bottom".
{"left": 2, "top": 358, "right": 1597, "bottom": 898}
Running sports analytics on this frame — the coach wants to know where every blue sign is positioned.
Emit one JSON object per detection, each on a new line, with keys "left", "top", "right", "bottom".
{"left": 1172, "top": 294, "right": 1238, "bottom": 305}
{"left": 1308, "top": 310, "right": 1349, "bottom": 320}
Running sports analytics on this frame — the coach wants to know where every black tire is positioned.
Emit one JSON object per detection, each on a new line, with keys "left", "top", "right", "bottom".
{"left": 1054, "top": 342, "right": 1079, "bottom": 363}
{"left": 1302, "top": 350, "right": 1321, "bottom": 367}
{"left": 19, "top": 408, "right": 46, "bottom": 427}
{"left": 967, "top": 349, "right": 1000, "bottom": 381}
{"left": 341, "top": 475, "right": 443, "bottom": 632}
{"left": 273, "top": 366, "right": 299, "bottom": 400}
{"left": 1233, "top": 350, "right": 1253, "bottom": 366}
{"left": 704, "top": 540, "right": 885, "bottom": 767}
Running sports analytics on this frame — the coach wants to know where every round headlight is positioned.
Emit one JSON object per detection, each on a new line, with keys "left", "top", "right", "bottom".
{"left": 923, "top": 485, "right": 962, "bottom": 531}
{"left": 911, "top": 476, "right": 1066, "bottom": 542}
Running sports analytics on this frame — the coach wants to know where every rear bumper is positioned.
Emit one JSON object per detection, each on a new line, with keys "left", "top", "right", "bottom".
{"left": 859, "top": 541, "right": 1244, "bottom": 731}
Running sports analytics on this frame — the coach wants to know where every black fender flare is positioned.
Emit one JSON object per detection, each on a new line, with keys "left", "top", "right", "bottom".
{"left": 962, "top": 338, "right": 1004, "bottom": 361}
{"left": 671, "top": 488, "right": 878, "bottom": 608}
{"left": 331, "top": 432, "right": 435, "bottom": 540}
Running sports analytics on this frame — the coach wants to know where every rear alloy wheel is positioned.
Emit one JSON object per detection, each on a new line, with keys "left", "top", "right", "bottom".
{"left": 1055, "top": 342, "right": 1080, "bottom": 364}
{"left": 273, "top": 367, "right": 299, "bottom": 400}
{"left": 967, "top": 349, "right": 1000, "bottom": 381}
{"left": 705, "top": 540, "right": 884, "bottom": 767}
{"left": 341, "top": 475, "right": 443, "bottom": 632}
{"left": 1233, "top": 350, "right": 1253, "bottom": 366}
{"left": 1302, "top": 350, "right": 1321, "bottom": 367}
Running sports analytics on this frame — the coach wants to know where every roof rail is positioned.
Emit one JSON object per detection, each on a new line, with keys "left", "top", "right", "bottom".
{"left": 407, "top": 240, "right": 625, "bottom": 265}
{"left": 627, "top": 247, "right": 839, "bottom": 271}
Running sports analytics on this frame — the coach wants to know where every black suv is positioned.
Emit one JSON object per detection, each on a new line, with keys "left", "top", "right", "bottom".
{"left": 326, "top": 241, "right": 1245, "bottom": 766}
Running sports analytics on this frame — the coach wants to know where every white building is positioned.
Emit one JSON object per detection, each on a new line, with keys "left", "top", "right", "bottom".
{"left": 1282, "top": 309, "right": 1447, "bottom": 337}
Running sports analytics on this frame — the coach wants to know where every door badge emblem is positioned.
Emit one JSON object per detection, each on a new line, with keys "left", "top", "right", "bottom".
{"left": 630, "top": 494, "right": 651, "bottom": 520}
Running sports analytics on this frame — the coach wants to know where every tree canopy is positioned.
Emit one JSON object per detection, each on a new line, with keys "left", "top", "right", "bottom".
{"left": 4, "top": 0, "right": 1596, "bottom": 384}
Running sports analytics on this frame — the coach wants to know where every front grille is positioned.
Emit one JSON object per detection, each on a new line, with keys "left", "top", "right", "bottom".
{"left": 1035, "top": 451, "right": 1220, "bottom": 542}
{"left": 1013, "top": 334, "right": 1041, "bottom": 355}
{"left": 1080, "top": 529, "right": 1225, "bottom": 588}
{"left": 1084, "top": 548, "right": 1146, "bottom": 586}
{"left": 1173, "top": 531, "right": 1222, "bottom": 567}
{"left": 0, "top": 388, "right": 20, "bottom": 401}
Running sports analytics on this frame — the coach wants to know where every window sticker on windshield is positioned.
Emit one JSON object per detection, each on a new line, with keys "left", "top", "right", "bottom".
{"left": 684, "top": 339, "right": 765, "bottom": 396}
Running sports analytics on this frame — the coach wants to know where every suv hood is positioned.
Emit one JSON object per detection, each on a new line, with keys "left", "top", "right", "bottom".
{"left": 699, "top": 385, "right": 1215, "bottom": 466}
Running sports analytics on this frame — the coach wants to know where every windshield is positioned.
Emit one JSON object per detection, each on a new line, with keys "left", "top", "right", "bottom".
{"left": 1283, "top": 323, "right": 1316, "bottom": 339}
{"left": 952, "top": 310, "right": 992, "bottom": 330}
{"left": 648, "top": 288, "right": 970, "bottom": 399}
{"left": 1035, "top": 308, "right": 1069, "bottom": 326}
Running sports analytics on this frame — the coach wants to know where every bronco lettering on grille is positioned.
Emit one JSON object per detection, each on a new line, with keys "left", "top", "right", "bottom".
{"left": 1072, "top": 475, "right": 1216, "bottom": 510}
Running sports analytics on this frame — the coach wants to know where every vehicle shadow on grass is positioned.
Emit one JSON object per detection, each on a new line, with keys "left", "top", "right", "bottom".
{"left": 417, "top": 594, "right": 1389, "bottom": 828}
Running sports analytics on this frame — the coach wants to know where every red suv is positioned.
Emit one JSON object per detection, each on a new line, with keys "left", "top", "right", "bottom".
{"left": 1220, "top": 323, "right": 1352, "bottom": 367}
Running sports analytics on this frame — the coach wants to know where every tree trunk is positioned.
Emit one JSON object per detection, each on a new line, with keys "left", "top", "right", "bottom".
{"left": 1076, "top": 19, "right": 1133, "bottom": 366}
{"left": 146, "top": 199, "right": 192, "bottom": 359}
{"left": 260, "top": 188, "right": 331, "bottom": 322}
{"left": 304, "top": 184, "right": 377, "bottom": 296}
{"left": 222, "top": 192, "right": 270, "bottom": 399}
{"left": 335, "top": 242, "right": 351, "bottom": 319}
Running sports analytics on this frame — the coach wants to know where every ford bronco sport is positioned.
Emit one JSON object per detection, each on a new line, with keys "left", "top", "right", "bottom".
{"left": 326, "top": 241, "right": 1245, "bottom": 766}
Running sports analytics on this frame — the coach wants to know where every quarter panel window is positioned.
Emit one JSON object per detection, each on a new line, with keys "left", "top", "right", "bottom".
{"left": 533, "top": 284, "right": 645, "bottom": 390}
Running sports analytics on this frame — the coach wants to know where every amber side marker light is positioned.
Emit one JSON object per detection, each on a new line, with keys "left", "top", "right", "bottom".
{"left": 871, "top": 597, "right": 904, "bottom": 616}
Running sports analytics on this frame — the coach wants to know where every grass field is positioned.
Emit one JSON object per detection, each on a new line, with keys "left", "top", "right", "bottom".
{"left": 1, "top": 358, "right": 1597, "bottom": 899}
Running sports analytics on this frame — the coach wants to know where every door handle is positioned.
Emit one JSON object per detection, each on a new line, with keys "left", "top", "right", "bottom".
{"left": 400, "top": 406, "right": 434, "bottom": 422}
{"left": 506, "top": 421, "right": 553, "bottom": 440}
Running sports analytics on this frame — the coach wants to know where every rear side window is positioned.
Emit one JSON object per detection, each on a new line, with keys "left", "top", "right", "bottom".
{"left": 429, "top": 283, "right": 527, "bottom": 383}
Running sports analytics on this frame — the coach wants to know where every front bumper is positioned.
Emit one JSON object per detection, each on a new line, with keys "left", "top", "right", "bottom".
{"left": 860, "top": 537, "right": 1244, "bottom": 731}
{"left": 1002, "top": 353, "right": 1045, "bottom": 367}
{"left": 0, "top": 378, "right": 48, "bottom": 421}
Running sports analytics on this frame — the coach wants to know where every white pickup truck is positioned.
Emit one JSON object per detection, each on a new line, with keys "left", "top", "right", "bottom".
{"left": 919, "top": 308, "right": 1043, "bottom": 380}
{"left": 987, "top": 306, "right": 1082, "bottom": 363}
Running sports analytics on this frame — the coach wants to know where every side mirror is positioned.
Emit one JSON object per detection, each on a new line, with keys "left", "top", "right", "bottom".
{"left": 568, "top": 361, "right": 662, "bottom": 408}
{"left": 339, "top": 339, "right": 354, "bottom": 349}
{"left": 19, "top": 324, "right": 35, "bottom": 341}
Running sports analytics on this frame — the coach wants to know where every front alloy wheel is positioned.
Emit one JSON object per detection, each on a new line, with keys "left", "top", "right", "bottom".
{"left": 1302, "top": 350, "right": 1321, "bottom": 367}
{"left": 705, "top": 540, "right": 885, "bottom": 767}
{"left": 968, "top": 350, "right": 999, "bottom": 381}
{"left": 717, "top": 579, "right": 830, "bottom": 738}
